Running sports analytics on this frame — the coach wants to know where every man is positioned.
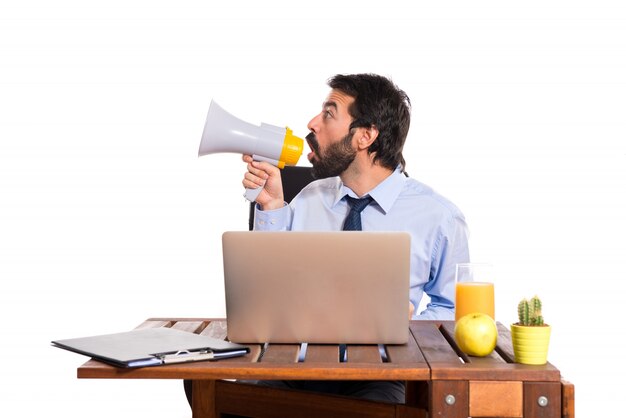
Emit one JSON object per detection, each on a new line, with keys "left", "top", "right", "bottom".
{"left": 240, "top": 73, "right": 470, "bottom": 403}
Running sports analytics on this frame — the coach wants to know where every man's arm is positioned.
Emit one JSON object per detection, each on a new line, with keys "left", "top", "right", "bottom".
{"left": 418, "top": 214, "right": 470, "bottom": 320}
{"left": 253, "top": 203, "right": 292, "bottom": 231}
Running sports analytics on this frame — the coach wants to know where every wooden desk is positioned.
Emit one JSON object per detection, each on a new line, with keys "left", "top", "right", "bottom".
{"left": 78, "top": 318, "right": 574, "bottom": 418}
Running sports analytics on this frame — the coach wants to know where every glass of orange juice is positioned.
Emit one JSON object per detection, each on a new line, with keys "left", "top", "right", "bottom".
{"left": 455, "top": 263, "right": 495, "bottom": 321}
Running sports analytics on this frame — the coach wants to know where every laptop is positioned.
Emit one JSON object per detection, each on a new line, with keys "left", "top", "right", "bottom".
{"left": 222, "top": 231, "right": 410, "bottom": 344}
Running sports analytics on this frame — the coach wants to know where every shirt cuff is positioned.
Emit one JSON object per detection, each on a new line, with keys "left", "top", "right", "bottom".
{"left": 254, "top": 203, "right": 290, "bottom": 231}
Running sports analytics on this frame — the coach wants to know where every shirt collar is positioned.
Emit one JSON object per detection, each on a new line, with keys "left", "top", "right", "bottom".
{"left": 332, "top": 166, "right": 406, "bottom": 214}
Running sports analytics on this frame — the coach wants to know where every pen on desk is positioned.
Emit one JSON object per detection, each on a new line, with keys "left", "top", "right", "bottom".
{"left": 160, "top": 350, "right": 215, "bottom": 364}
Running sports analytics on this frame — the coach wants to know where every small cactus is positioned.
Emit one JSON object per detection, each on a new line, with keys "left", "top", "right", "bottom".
{"left": 517, "top": 295, "right": 545, "bottom": 326}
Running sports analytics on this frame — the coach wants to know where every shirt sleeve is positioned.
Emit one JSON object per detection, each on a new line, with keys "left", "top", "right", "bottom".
{"left": 253, "top": 203, "right": 292, "bottom": 231}
{"left": 417, "top": 213, "right": 470, "bottom": 320}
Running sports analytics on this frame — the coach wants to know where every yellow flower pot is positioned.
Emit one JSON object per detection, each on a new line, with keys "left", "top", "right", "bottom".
{"left": 510, "top": 323, "right": 551, "bottom": 365}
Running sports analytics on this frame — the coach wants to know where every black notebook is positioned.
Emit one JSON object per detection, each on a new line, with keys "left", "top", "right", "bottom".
{"left": 52, "top": 327, "right": 249, "bottom": 368}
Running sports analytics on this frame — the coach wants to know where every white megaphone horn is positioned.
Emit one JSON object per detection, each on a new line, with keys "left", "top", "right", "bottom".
{"left": 198, "top": 100, "right": 304, "bottom": 202}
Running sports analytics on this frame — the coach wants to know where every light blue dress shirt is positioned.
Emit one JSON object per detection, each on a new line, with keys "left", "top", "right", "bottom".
{"left": 254, "top": 167, "right": 470, "bottom": 320}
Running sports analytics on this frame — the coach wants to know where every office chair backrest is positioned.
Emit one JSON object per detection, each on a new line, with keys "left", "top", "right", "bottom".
{"left": 248, "top": 166, "right": 315, "bottom": 230}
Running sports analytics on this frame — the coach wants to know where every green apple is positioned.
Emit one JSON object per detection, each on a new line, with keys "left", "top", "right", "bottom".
{"left": 454, "top": 312, "right": 497, "bottom": 357}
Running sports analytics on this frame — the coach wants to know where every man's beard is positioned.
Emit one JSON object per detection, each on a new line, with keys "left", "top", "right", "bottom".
{"left": 307, "top": 131, "right": 357, "bottom": 179}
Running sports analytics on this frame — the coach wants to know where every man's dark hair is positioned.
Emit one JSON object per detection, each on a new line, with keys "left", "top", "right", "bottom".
{"left": 328, "top": 73, "right": 411, "bottom": 171}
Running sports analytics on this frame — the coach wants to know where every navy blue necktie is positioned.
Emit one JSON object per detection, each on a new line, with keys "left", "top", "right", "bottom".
{"left": 339, "top": 195, "right": 373, "bottom": 362}
{"left": 342, "top": 195, "right": 374, "bottom": 231}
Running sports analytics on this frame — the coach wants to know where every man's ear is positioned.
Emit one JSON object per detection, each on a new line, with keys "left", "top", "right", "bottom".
{"left": 356, "top": 125, "right": 379, "bottom": 150}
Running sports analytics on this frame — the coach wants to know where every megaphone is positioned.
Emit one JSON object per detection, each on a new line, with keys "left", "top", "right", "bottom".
{"left": 198, "top": 100, "right": 304, "bottom": 202}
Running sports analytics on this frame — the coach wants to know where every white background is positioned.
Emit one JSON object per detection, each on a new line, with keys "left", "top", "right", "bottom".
{"left": 1, "top": 1, "right": 624, "bottom": 417}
